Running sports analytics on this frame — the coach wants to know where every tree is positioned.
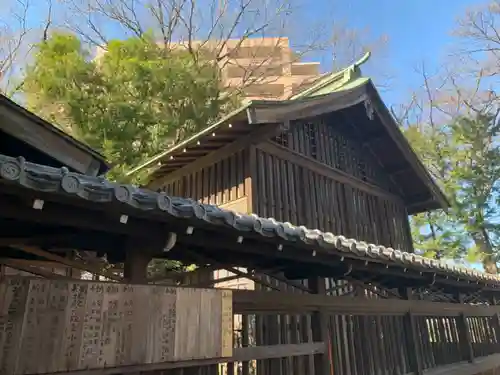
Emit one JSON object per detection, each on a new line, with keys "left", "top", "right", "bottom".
{"left": 0, "top": 0, "right": 30, "bottom": 94}
{"left": 398, "top": 65, "right": 500, "bottom": 273}
{"left": 23, "top": 32, "right": 236, "bottom": 182}
{"left": 1, "top": 0, "right": 394, "bottom": 99}
{"left": 55, "top": 0, "right": 393, "bottom": 90}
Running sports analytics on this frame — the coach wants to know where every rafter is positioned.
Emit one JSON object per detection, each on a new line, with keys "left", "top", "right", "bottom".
{"left": 11, "top": 245, "right": 123, "bottom": 282}
{"left": 0, "top": 258, "right": 68, "bottom": 279}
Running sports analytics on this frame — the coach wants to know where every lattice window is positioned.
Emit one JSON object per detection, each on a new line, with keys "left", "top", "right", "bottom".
{"left": 308, "top": 122, "right": 318, "bottom": 160}
{"left": 358, "top": 158, "right": 367, "bottom": 182}
{"left": 273, "top": 132, "right": 289, "bottom": 148}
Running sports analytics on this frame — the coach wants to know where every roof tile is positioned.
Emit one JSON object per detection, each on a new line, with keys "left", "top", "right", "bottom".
{"left": 0, "top": 153, "right": 498, "bottom": 285}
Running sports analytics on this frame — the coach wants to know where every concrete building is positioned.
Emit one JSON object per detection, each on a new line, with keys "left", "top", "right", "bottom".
{"left": 95, "top": 37, "right": 321, "bottom": 100}
{"left": 210, "top": 37, "right": 321, "bottom": 99}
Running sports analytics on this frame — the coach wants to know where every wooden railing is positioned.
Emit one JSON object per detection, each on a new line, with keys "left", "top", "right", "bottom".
{"left": 2, "top": 277, "right": 500, "bottom": 375}
{"left": 229, "top": 290, "right": 500, "bottom": 375}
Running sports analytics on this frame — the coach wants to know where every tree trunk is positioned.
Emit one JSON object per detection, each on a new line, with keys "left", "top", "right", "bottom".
{"left": 471, "top": 229, "right": 498, "bottom": 274}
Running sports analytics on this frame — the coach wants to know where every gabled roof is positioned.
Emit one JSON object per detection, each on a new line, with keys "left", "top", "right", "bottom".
{"left": 128, "top": 54, "right": 448, "bottom": 214}
{"left": 289, "top": 52, "right": 372, "bottom": 99}
{"left": 0, "top": 94, "right": 109, "bottom": 176}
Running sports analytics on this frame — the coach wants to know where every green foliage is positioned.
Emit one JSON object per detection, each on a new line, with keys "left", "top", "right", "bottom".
{"left": 23, "top": 32, "right": 238, "bottom": 183}
{"left": 405, "top": 112, "right": 500, "bottom": 272}
{"left": 21, "top": 32, "right": 240, "bottom": 276}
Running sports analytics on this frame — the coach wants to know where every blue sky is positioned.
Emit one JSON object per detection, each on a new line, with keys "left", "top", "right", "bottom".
{"left": 17, "top": 0, "right": 482, "bottom": 109}
{"left": 306, "top": 0, "right": 481, "bottom": 106}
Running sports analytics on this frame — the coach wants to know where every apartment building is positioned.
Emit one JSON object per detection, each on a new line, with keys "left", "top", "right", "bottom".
{"left": 212, "top": 37, "right": 321, "bottom": 100}
{"left": 95, "top": 37, "right": 321, "bottom": 100}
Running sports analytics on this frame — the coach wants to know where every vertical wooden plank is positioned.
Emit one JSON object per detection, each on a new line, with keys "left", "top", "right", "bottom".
{"left": 146, "top": 285, "right": 160, "bottom": 363}
{"left": 188, "top": 288, "right": 202, "bottom": 359}
{"left": 266, "top": 153, "right": 275, "bottom": 218}
{"left": 457, "top": 294, "right": 474, "bottom": 363}
{"left": 0, "top": 277, "right": 7, "bottom": 365}
{"left": 118, "top": 284, "right": 134, "bottom": 366}
{"left": 400, "top": 288, "right": 424, "bottom": 375}
{"left": 202, "top": 167, "right": 209, "bottom": 203}
{"left": 0, "top": 277, "right": 29, "bottom": 375}
{"left": 221, "top": 290, "right": 233, "bottom": 358}
{"left": 175, "top": 288, "right": 201, "bottom": 360}
{"left": 230, "top": 153, "right": 238, "bottom": 202}
{"left": 17, "top": 279, "right": 49, "bottom": 374}
{"left": 274, "top": 154, "right": 283, "bottom": 221}
{"left": 241, "top": 314, "right": 250, "bottom": 375}
{"left": 159, "top": 286, "right": 177, "bottom": 362}
{"left": 79, "top": 282, "right": 104, "bottom": 370}
{"left": 216, "top": 160, "right": 224, "bottom": 204}
{"left": 212, "top": 289, "right": 223, "bottom": 359}
{"left": 287, "top": 161, "right": 297, "bottom": 224}
{"left": 99, "top": 283, "right": 120, "bottom": 368}
{"left": 237, "top": 150, "right": 245, "bottom": 198}
{"left": 308, "top": 277, "right": 330, "bottom": 375}
{"left": 44, "top": 280, "right": 71, "bottom": 373}
{"left": 130, "top": 284, "right": 149, "bottom": 364}
{"left": 62, "top": 282, "right": 87, "bottom": 371}
{"left": 247, "top": 146, "right": 256, "bottom": 214}
{"left": 199, "top": 289, "right": 215, "bottom": 359}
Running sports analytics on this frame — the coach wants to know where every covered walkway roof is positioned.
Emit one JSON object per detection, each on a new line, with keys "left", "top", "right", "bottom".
{"left": 0, "top": 153, "right": 496, "bottom": 293}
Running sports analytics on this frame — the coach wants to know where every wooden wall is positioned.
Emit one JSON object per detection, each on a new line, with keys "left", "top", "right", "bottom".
{"left": 0, "top": 277, "right": 232, "bottom": 374}
{"left": 251, "top": 115, "right": 413, "bottom": 252}
{"left": 251, "top": 145, "right": 412, "bottom": 252}
{"left": 161, "top": 149, "right": 251, "bottom": 214}
{"left": 272, "top": 116, "right": 398, "bottom": 194}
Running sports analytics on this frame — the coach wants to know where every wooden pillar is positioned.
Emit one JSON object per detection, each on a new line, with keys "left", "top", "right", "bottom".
{"left": 123, "top": 241, "right": 152, "bottom": 283}
{"left": 308, "top": 277, "right": 331, "bottom": 375}
{"left": 491, "top": 297, "right": 500, "bottom": 352}
{"left": 400, "top": 287, "right": 424, "bottom": 375}
{"left": 457, "top": 293, "right": 475, "bottom": 363}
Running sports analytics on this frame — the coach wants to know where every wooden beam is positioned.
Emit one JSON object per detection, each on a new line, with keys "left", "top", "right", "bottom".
{"left": 0, "top": 102, "right": 101, "bottom": 175}
{"left": 183, "top": 249, "right": 283, "bottom": 291}
{"left": 187, "top": 274, "right": 242, "bottom": 288}
{"left": 346, "top": 276, "right": 401, "bottom": 299}
{"left": 262, "top": 271, "right": 312, "bottom": 293}
{"left": 367, "top": 85, "right": 449, "bottom": 210}
{"left": 0, "top": 198, "right": 167, "bottom": 238}
{"left": 36, "top": 351, "right": 500, "bottom": 375}
{"left": 13, "top": 245, "right": 123, "bottom": 282}
{"left": 0, "top": 234, "right": 76, "bottom": 247}
{"left": 423, "top": 354, "right": 500, "bottom": 375}
{"left": 40, "top": 343, "right": 326, "bottom": 375}
{"left": 232, "top": 290, "right": 500, "bottom": 317}
{"left": 148, "top": 123, "right": 282, "bottom": 190}
{"left": 0, "top": 258, "right": 68, "bottom": 279}
{"left": 257, "top": 141, "right": 403, "bottom": 204}
{"left": 148, "top": 265, "right": 219, "bottom": 283}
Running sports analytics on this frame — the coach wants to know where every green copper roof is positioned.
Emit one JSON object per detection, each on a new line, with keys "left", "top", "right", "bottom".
{"left": 290, "top": 52, "right": 372, "bottom": 99}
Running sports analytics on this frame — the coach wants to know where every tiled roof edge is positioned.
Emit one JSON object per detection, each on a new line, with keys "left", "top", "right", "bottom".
{"left": 0, "top": 153, "right": 498, "bottom": 285}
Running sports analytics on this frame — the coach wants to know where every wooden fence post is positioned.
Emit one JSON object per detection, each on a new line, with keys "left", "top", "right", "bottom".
{"left": 400, "top": 287, "right": 423, "bottom": 375}
{"left": 457, "top": 293, "right": 475, "bottom": 363}
{"left": 492, "top": 297, "right": 500, "bottom": 352}
{"left": 308, "top": 277, "right": 331, "bottom": 375}
{"left": 123, "top": 239, "right": 152, "bottom": 283}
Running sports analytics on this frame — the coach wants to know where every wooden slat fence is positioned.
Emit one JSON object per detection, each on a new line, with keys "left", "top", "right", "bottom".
{"left": 231, "top": 290, "right": 500, "bottom": 375}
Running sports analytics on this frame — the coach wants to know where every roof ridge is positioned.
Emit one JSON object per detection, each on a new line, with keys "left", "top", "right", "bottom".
{"left": 289, "top": 51, "right": 372, "bottom": 100}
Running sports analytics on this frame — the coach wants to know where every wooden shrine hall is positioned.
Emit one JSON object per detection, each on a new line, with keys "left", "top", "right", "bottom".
{"left": 2, "top": 57, "right": 500, "bottom": 375}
